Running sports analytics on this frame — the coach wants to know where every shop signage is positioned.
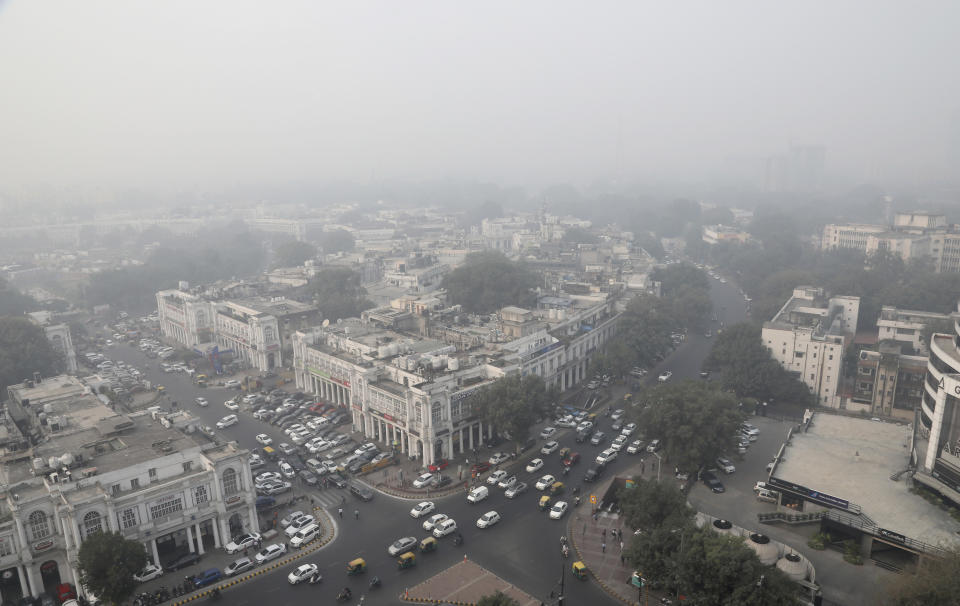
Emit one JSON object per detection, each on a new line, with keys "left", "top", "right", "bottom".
{"left": 33, "top": 539, "right": 54, "bottom": 552}
{"left": 768, "top": 477, "right": 850, "bottom": 510}
{"left": 225, "top": 495, "right": 242, "bottom": 505}
{"left": 877, "top": 528, "right": 907, "bottom": 545}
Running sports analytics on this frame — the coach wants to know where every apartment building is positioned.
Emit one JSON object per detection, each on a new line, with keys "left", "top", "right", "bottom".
{"left": 851, "top": 343, "right": 926, "bottom": 420}
{"left": 877, "top": 305, "right": 960, "bottom": 354}
{"left": 0, "top": 375, "right": 255, "bottom": 604}
{"left": 762, "top": 287, "right": 860, "bottom": 407}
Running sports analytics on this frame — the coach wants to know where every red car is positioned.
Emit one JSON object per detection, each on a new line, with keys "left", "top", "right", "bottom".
{"left": 562, "top": 452, "right": 581, "bottom": 467}
{"left": 470, "top": 462, "right": 491, "bottom": 474}
{"left": 429, "top": 459, "right": 450, "bottom": 472}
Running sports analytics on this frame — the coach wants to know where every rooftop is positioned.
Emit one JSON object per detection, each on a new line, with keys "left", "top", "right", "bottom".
{"left": 776, "top": 414, "right": 959, "bottom": 547}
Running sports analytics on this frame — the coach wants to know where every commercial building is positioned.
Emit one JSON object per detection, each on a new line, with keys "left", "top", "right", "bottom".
{"left": 851, "top": 343, "right": 926, "bottom": 420}
{"left": 821, "top": 211, "right": 960, "bottom": 273}
{"left": 701, "top": 225, "right": 751, "bottom": 245}
{"left": 876, "top": 305, "right": 959, "bottom": 354}
{"left": 762, "top": 287, "right": 859, "bottom": 407}
{"left": 26, "top": 312, "right": 77, "bottom": 374}
{"left": 0, "top": 375, "right": 255, "bottom": 604}
{"left": 293, "top": 297, "right": 620, "bottom": 466}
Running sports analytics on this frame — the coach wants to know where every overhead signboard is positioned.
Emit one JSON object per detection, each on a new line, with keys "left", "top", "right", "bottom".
{"left": 767, "top": 477, "right": 850, "bottom": 510}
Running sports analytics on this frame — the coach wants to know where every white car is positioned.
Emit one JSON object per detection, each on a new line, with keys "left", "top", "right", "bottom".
{"left": 224, "top": 399, "right": 239, "bottom": 411}
{"left": 596, "top": 448, "right": 618, "bottom": 465}
{"left": 489, "top": 452, "right": 509, "bottom": 465}
{"left": 255, "top": 434, "right": 273, "bottom": 446}
{"left": 224, "top": 557, "right": 254, "bottom": 577}
{"left": 280, "top": 510, "right": 306, "bottom": 527}
{"left": 410, "top": 501, "right": 436, "bottom": 519}
{"left": 423, "top": 513, "right": 449, "bottom": 532}
{"left": 215, "top": 414, "right": 238, "bottom": 429}
{"left": 433, "top": 518, "right": 458, "bottom": 538}
{"left": 413, "top": 473, "right": 436, "bottom": 489}
{"left": 287, "top": 563, "right": 318, "bottom": 585}
{"left": 504, "top": 482, "right": 528, "bottom": 498}
{"left": 541, "top": 441, "right": 559, "bottom": 455}
{"left": 476, "top": 511, "right": 501, "bottom": 528}
{"left": 225, "top": 379, "right": 242, "bottom": 389}
{"left": 610, "top": 409, "right": 625, "bottom": 421}
{"left": 611, "top": 435, "right": 628, "bottom": 451}
{"left": 549, "top": 501, "right": 569, "bottom": 519}
{"left": 716, "top": 457, "right": 736, "bottom": 474}
{"left": 486, "top": 470, "right": 508, "bottom": 486}
{"left": 646, "top": 439, "right": 661, "bottom": 453}
{"left": 256, "top": 471, "right": 281, "bottom": 484}
{"left": 540, "top": 427, "right": 557, "bottom": 439}
{"left": 621, "top": 423, "right": 637, "bottom": 436}
{"left": 555, "top": 416, "right": 577, "bottom": 428}
{"left": 535, "top": 475, "right": 556, "bottom": 490}
{"left": 497, "top": 475, "right": 518, "bottom": 490}
{"left": 254, "top": 543, "right": 287, "bottom": 565}
{"left": 195, "top": 397, "right": 208, "bottom": 407}
{"left": 626, "top": 440, "right": 644, "bottom": 455}
{"left": 526, "top": 458, "right": 544, "bottom": 473}
{"left": 133, "top": 563, "right": 164, "bottom": 583}
{"left": 657, "top": 371, "right": 673, "bottom": 382}
{"left": 224, "top": 532, "right": 262, "bottom": 554}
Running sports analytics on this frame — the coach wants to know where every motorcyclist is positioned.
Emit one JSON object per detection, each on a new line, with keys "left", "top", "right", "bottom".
{"left": 575, "top": 495, "right": 581, "bottom": 506}
{"left": 370, "top": 576, "right": 380, "bottom": 587}
{"left": 342, "top": 587, "right": 352, "bottom": 599}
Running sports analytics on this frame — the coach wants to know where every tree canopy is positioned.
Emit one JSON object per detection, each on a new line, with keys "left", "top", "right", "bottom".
{"left": 441, "top": 251, "right": 538, "bottom": 314}
{"left": 884, "top": 546, "right": 960, "bottom": 605}
{"left": 274, "top": 240, "right": 316, "bottom": 267}
{"left": 471, "top": 374, "right": 556, "bottom": 449}
{"left": 318, "top": 228, "right": 355, "bottom": 254}
{"left": 476, "top": 591, "right": 520, "bottom": 606}
{"left": 704, "top": 323, "right": 813, "bottom": 406}
{"left": 302, "top": 267, "right": 374, "bottom": 322}
{"left": 636, "top": 381, "right": 744, "bottom": 472}
{"left": 0, "top": 317, "right": 63, "bottom": 394}
{"left": 0, "top": 278, "right": 37, "bottom": 316}
{"left": 77, "top": 531, "right": 147, "bottom": 606}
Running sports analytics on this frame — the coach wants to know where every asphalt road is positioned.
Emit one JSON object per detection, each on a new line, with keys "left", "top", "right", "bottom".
{"left": 102, "top": 271, "right": 752, "bottom": 605}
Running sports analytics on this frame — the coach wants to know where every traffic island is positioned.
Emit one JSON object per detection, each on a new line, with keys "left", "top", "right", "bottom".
{"left": 401, "top": 559, "right": 539, "bottom": 606}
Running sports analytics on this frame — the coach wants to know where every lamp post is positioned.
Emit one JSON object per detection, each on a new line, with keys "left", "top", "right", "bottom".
{"left": 652, "top": 452, "right": 662, "bottom": 482}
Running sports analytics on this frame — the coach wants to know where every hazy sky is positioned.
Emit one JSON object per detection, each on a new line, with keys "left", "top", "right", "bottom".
{"left": 1, "top": 1, "right": 958, "bottom": 193}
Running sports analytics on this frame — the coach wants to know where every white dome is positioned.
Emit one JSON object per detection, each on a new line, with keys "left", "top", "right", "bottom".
{"left": 746, "top": 534, "right": 778, "bottom": 565}
{"left": 776, "top": 553, "right": 806, "bottom": 582}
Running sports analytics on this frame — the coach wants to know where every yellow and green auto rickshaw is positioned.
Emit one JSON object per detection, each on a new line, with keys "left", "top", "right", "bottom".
{"left": 419, "top": 537, "right": 438, "bottom": 553}
{"left": 347, "top": 558, "right": 366, "bottom": 575}
{"left": 549, "top": 481, "right": 565, "bottom": 495}
{"left": 572, "top": 561, "right": 587, "bottom": 580}
{"left": 539, "top": 495, "right": 552, "bottom": 511}
{"left": 558, "top": 447, "right": 572, "bottom": 460}
{"left": 397, "top": 552, "right": 416, "bottom": 570}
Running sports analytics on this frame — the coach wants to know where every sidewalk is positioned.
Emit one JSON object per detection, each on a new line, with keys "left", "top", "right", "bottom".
{"left": 402, "top": 559, "right": 540, "bottom": 606}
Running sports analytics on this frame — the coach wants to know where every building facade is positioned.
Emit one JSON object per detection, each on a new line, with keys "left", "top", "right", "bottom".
{"left": 0, "top": 376, "right": 256, "bottom": 604}
{"left": 762, "top": 287, "right": 859, "bottom": 407}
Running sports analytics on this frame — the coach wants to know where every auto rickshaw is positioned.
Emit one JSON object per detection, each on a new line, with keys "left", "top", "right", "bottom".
{"left": 157, "top": 385, "right": 165, "bottom": 394}
{"left": 550, "top": 481, "right": 565, "bottom": 495}
{"left": 558, "top": 447, "right": 572, "bottom": 460}
{"left": 397, "top": 552, "right": 416, "bottom": 570}
{"left": 572, "top": 561, "right": 588, "bottom": 580}
{"left": 419, "top": 537, "right": 438, "bottom": 553}
{"left": 262, "top": 446, "right": 278, "bottom": 461}
{"left": 539, "top": 495, "right": 552, "bottom": 511}
{"left": 347, "top": 558, "right": 366, "bottom": 575}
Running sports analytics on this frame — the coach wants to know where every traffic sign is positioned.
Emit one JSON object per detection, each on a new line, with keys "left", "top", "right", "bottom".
{"left": 589, "top": 494, "right": 598, "bottom": 504}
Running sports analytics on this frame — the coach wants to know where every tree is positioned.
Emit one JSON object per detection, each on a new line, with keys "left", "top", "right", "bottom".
{"left": 318, "top": 229, "right": 355, "bottom": 254}
{"left": 274, "top": 240, "right": 316, "bottom": 267}
{"left": 615, "top": 295, "right": 676, "bottom": 369}
{"left": 0, "top": 317, "right": 63, "bottom": 394}
{"left": 471, "top": 374, "right": 556, "bottom": 450}
{"left": 619, "top": 478, "right": 693, "bottom": 534}
{"left": 476, "top": 591, "right": 520, "bottom": 606}
{"left": 441, "top": 251, "right": 539, "bottom": 314}
{"left": 302, "top": 267, "right": 374, "bottom": 321}
{"left": 704, "top": 323, "right": 813, "bottom": 406}
{"left": 637, "top": 381, "right": 744, "bottom": 473}
{"left": 884, "top": 546, "right": 960, "bottom": 605}
{"left": 0, "top": 277, "right": 36, "bottom": 316}
{"left": 77, "top": 531, "right": 147, "bottom": 606}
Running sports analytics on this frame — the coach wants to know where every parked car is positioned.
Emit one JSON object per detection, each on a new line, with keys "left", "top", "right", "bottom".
{"left": 224, "top": 557, "right": 254, "bottom": 577}
{"left": 225, "top": 533, "right": 262, "bottom": 555}
{"left": 489, "top": 452, "right": 509, "bottom": 465}
{"left": 716, "top": 457, "right": 736, "bottom": 474}
{"left": 540, "top": 427, "right": 557, "bottom": 439}
{"left": 215, "top": 414, "right": 238, "bottom": 429}
{"left": 657, "top": 371, "right": 673, "bottom": 382}
{"left": 189, "top": 569, "right": 222, "bottom": 588}
{"left": 701, "top": 471, "right": 725, "bottom": 493}
{"left": 133, "top": 564, "right": 164, "bottom": 583}
{"left": 164, "top": 552, "right": 202, "bottom": 572}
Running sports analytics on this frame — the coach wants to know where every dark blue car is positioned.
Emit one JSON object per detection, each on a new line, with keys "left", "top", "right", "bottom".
{"left": 191, "top": 568, "right": 222, "bottom": 588}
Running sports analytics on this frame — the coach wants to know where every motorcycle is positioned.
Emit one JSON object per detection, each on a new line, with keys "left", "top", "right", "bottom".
{"left": 369, "top": 576, "right": 381, "bottom": 589}
{"left": 562, "top": 544, "right": 570, "bottom": 558}
{"left": 337, "top": 589, "right": 352, "bottom": 602}
{"left": 308, "top": 572, "right": 323, "bottom": 585}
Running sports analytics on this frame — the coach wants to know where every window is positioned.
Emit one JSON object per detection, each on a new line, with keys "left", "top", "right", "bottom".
{"left": 222, "top": 468, "right": 239, "bottom": 496}
{"left": 183, "top": 461, "right": 193, "bottom": 473}
{"left": 148, "top": 468, "right": 158, "bottom": 482}
{"left": 83, "top": 511, "right": 103, "bottom": 537}
{"left": 193, "top": 485, "right": 209, "bottom": 505}
{"left": 130, "top": 478, "right": 140, "bottom": 490}
{"left": 111, "top": 484, "right": 121, "bottom": 496}
{"left": 794, "top": 352, "right": 804, "bottom": 358}
{"left": 149, "top": 496, "right": 183, "bottom": 520}
{"left": 829, "top": 355, "right": 834, "bottom": 361}
{"left": 431, "top": 402, "right": 442, "bottom": 425}
{"left": 120, "top": 508, "right": 138, "bottom": 529}
{"left": 28, "top": 511, "right": 50, "bottom": 540}
{"left": 0, "top": 535, "right": 14, "bottom": 557}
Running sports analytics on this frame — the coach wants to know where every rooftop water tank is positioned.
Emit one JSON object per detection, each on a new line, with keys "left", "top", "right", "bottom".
{"left": 432, "top": 356, "right": 443, "bottom": 370}
{"left": 447, "top": 357, "right": 460, "bottom": 371}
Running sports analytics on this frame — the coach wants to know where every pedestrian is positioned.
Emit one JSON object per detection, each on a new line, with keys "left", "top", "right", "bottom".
{"left": 338, "top": 507, "right": 343, "bottom": 518}
{"left": 620, "top": 554, "right": 625, "bottom": 566}
{"left": 354, "top": 509, "right": 359, "bottom": 520}
{"left": 620, "top": 540, "right": 624, "bottom": 552}
{"left": 602, "top": 542, "right": 606, "bottom": 553}
{"left": 602, "top": 529, "right": 606, "bottom": 539}
{"left": 583, "top": 523, "right": 587, "bottom": 536}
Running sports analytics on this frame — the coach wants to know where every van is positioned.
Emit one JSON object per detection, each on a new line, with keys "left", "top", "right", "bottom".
{"left": 290, "top": 523, "right": 320, "bottom": 548}
{"left": 466, "top": 485, "right": 489, "bottom": 504}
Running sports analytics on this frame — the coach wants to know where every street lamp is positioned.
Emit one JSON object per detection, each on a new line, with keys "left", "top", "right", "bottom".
{"left": 652, "top": 452, "right": 662, "bottom": 482}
